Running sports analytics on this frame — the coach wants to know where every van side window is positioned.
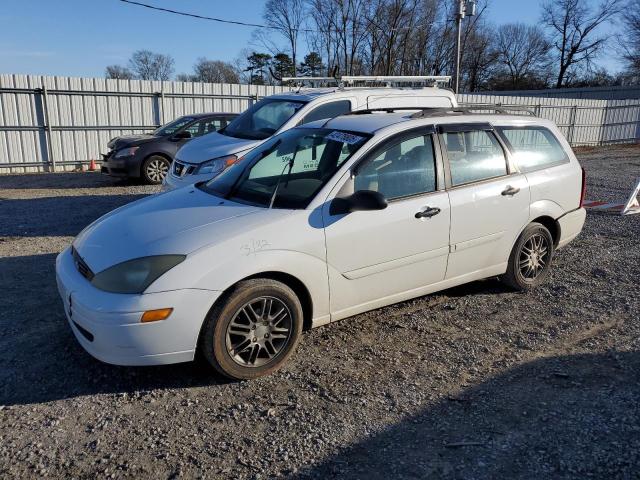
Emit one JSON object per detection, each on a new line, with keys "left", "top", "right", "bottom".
{"left": 443, "top": 130, "right": 507, "bottom": 186}
{"left": 302, "top": 101, "right": 351, "bottom": 124}
{"left": 497, "top": 127, "right": 569, "bottom": 173}
{"left": 354, "top": 134, "right": 437, "bottom": 200}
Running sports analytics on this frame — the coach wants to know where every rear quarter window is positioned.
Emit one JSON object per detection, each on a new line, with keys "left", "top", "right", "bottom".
{"left": 497, "top": 126, "right": 569, "bottom": 173}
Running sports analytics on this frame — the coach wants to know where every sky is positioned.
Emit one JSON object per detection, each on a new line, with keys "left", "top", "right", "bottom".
{"left": 0, "top": 0, "right": 624, "bottom": 78}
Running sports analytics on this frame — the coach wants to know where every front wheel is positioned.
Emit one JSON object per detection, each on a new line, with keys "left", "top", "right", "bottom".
{"left": 199, "top": 279, "right": 303, "bottom": 380}
{"left": 502, "top": 222, "right": 555, "bottom": 291}
{"left": 142, "top": 155, "right": 170, "bottom": 185}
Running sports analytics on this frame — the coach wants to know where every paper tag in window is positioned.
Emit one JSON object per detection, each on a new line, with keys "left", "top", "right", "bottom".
{"left": 327, "top": 131, "right": 364, "bottom": 145}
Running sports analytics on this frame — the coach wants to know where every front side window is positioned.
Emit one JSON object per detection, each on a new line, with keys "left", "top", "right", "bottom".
{"left": 201, "top": 128, "right": 369, "bottom": 209}
{"left": 354, "top": 134, "right": 437, "bottom": 200}
{"left": 302, "top": 100, "right": 351, "bottom": 124}
{"left": 497, "top": 126, "right": 569, "bottom": 173}
{"left": 221, "top": 98, "right": 306, "bottom": 140}
{"left": 200, "top": 118, "right": 226, "bottom": 135}
{"left": 443, "top": 130, "right": 508, "bottom": 186}
{"left": 153, "top": 117, "right": 195, "bottom": 136}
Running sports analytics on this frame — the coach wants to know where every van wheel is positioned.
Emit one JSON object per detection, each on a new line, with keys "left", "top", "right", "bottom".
{"left": 142, "top": 155, "right": 170, "bottom": 184}
{"left": 502, "top": 222, "right": 554, "bottom": 291}
{"left": 199, "top": 279, "right": 303, "bottom": 380}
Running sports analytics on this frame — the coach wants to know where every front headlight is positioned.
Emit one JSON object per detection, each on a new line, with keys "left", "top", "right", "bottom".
{"left": 196, "top": 155, "right": 237, "bottom": 175}
{"left": 114, "top": 146, "right": 140, "bottom": 158}
{"left": 91, "top": 255, "right": 186, "bottom": 294}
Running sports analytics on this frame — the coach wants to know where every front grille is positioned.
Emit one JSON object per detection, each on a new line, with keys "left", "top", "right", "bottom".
{"left": 173, "top": 160, "right": 195, "bottom": 177}
{"left": 71, "top": 247, "right": 94, "bottom": 281}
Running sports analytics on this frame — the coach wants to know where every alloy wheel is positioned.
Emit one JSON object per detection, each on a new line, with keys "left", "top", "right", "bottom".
{"left": 146, "top": 158, "right": 169, "bottom": 183}
{"left": 225, "top": 296, "right": 292, "bottom": 368}
{"left": 518, "top": 233, "right": 550, "bottom": 280}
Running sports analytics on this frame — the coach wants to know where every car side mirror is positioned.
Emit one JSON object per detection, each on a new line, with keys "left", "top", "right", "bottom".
{"left": 330, "top": 190, "right": 388, "bottom": 215}
{"left": 171, "top": 131, "right": 192, "bottom": 141}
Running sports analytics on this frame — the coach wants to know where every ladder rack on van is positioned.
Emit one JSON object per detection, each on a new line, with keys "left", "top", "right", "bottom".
{"left": 280, "top": 75, "right": 452, "bottom": 88}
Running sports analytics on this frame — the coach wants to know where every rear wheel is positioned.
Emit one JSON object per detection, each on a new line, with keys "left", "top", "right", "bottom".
{"left": 199, "top": 279, "right": 303, "bottom": 380}
{"left": 502, "top": 222, "right": 554, "bottom": 291}
{"left": 142, "top": 155, "right": 170, "bottom": 185}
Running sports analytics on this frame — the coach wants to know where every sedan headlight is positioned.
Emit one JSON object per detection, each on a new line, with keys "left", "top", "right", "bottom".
{"left": 114, "top": 146, "right": 139, "bottom": 158}
{"left": 91, "top": 255, "right": 186, "bottom": 294}
{"left": 196, "top": 155, "right": 237, "bottom": 175}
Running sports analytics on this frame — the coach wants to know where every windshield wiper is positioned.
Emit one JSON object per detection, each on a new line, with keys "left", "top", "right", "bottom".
{"left": 268, "top": 145, "right": 300, "bottom": 209}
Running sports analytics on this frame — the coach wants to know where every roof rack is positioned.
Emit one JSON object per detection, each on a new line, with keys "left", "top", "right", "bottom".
{"left": 342, "top": 105, "right": 537, "bottom": 118}
{"left": 280, "top": 75, "right": 451, "bottom": 89}
{"left": 411, "top": 105, "right": 537, "bottom": 118}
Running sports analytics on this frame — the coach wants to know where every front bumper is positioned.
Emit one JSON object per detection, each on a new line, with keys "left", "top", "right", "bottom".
{"left": 100, "top": 153, "right": 141, "bottom": 178}
{"left": 55, "top": 246, "right": 221, "bottom": 366}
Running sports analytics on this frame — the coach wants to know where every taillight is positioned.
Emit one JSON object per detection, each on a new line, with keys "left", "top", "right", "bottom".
{"left": 579, "top": 167, "right": 587, "bottom": 208}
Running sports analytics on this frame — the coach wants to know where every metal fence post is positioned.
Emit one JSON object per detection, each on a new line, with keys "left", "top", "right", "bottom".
{"left": 568, "top": 105, "right": 578, "bottom": 146}
{"left": 41, "top": 85, "right": 55, "bottom": 172}
{"left": 33, "top": 88, "right": 51, "bottom": 170}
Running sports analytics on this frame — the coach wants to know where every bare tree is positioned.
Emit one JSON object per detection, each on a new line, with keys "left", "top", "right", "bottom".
{"left": 495, "top": 23, "right": 551, "bottom": 89}
{"left": 542, "top": 0, "right": 623, "bottom": 88}
{"left": 128, "top": 50, "right": 175, "bottom": 81}
{"left": 618, "top": 0, "right": 640, "bottom": 78}
{"left": 105, "top": 65, "right": 133, "bottom": 80}
{"left": 263, "top": 0, "right": 306, "bottom": 75}
{"left": 193, "top": 58, "right": 240, "bottom": 83}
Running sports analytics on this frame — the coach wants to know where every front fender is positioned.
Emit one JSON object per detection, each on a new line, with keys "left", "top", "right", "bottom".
{"left": 153, "top": 246, "right": 331, "bottom": 326}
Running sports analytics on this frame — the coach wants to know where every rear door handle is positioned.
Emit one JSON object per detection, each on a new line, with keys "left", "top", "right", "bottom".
{"left": 501, "top": 185, "right": 520, "bottom": 196}
{"left": 415, "top": 207, "right": 441, "bottom": 219}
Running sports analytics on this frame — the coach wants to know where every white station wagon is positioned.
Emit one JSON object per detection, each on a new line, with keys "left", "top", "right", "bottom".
{"left": 56, "top": 107, "right": 587, "bottom": 379}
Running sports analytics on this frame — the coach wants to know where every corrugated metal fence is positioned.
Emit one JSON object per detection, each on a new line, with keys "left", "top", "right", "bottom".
{"left": 1, "top": 74, "right": 640, "bottom": 173}
{"left": 0, "top": 74, "right": 291, "bottom": 173}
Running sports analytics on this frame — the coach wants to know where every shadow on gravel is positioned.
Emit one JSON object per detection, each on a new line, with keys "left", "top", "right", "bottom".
{"left": 295, "top": 350, "right": 640, "bottom": 479}
{"left": 0, "top": 194, "right": 148, "bottom": 237}
{"left": 0, "top": 253, "right": 226, "bottom": 406}
{"left": 0, "top": 172, "right": 132, "bottom": 190}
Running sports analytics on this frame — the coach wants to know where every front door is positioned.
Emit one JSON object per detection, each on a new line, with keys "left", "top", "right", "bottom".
{"left": 439, "top": 124, "right": 530, "bottom": 279}
{"left": 322, "top": 128, "right": 451, "bottom": 320}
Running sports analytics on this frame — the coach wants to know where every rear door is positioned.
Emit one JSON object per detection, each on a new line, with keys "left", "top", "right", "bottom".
{"left": 439, "top": 123, "right": 530, "bottom": 279}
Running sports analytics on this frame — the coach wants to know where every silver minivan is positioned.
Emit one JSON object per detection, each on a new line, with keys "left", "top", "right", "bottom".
{"left": 163, "top": 80, "right": 458, "bottom": 190}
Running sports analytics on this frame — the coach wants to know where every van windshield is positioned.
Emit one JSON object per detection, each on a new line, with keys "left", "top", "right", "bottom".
{"left": 220, "top": 98, "right": 306, "bottom": 140}
{"left": 200, "top": 128, "right": 369, "bottom": 209}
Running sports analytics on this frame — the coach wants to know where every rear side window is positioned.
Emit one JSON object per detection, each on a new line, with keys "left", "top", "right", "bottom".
{"left": 443, "top": 130, "right": 508, "bottom": 186}
{"left": 355, "top": 134, "right": 437, "bottom": 200}
{"left": 498, "top": 127, "right": 569, "bottom": 173}
{"left": 302, "top": 100, "right": 351, "bottom": 124}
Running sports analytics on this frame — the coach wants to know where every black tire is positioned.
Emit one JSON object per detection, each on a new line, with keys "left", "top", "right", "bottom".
{"left": 199, "top": 279, "right": 303, "bottom": 380}
{"left": 502, "top": 222, "right": 555, "bottom": 291}
{"left": 141, "top": 155, "right": 170, "bottom": 185}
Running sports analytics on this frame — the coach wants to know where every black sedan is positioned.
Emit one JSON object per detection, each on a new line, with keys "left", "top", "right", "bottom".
{"left": 101, "top": 112, "right": 237, "bottom": 184}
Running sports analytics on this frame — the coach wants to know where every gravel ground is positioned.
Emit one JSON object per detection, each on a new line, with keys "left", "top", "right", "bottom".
{"left": 0, "top": 147, "right": 639, "bottom": 479}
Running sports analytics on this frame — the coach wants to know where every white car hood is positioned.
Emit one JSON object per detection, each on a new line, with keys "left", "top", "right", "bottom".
{"left": 176, "top": 131, "right": 261, "bottom": 164}
{"left": 73, "top": 187, "right": 267, "bottom": 273}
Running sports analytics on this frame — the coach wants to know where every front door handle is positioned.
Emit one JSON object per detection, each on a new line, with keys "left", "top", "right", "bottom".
{"left": 415, "top": 207, "right": 441, "bottom": 219}
{"left": 502, "top": 185, "right": 521, "bottom": 196}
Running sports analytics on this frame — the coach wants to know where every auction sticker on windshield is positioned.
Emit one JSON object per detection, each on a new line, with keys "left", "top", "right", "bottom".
{"left": 327, "top": 131, "right": 365, "bottom": 144}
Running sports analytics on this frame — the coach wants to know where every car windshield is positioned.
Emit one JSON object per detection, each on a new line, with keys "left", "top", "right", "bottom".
{"left": 153, "top": 117, "right": 195, "bottom": 136}
{"left": 220, "top": 98, "right": 306, "bottom": 141}
{"left": 200, "top": 128, "right": 370, "bottom": 209}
